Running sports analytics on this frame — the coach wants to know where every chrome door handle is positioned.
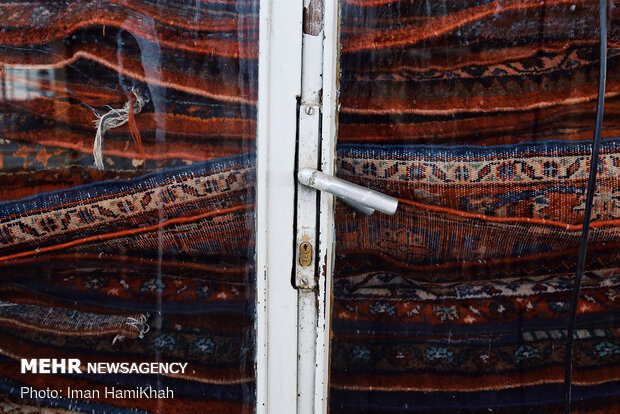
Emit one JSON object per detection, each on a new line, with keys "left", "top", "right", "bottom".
{"left": 297, "top": 168, "right": 398, "bottom": 215}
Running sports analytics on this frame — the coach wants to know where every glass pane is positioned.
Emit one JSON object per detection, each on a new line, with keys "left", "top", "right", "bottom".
{"left": 330, "top": 1, "right": 620, "bottom": 412}
{"left": 0, "top": 1, "right": 258, "bottom": 412}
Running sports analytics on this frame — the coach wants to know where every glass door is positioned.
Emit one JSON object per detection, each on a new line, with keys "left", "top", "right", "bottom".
{"left": 0, "top": 1, "right": 260, "bottom": 412}
{"left": 328, "top": 0, "right": 620, "bottom": 413}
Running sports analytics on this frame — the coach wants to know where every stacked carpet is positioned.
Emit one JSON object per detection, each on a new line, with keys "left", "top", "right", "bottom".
{"left": 330, "top": 0, "right": 620, "bottom": 413}
{"left": 0, "top": 0, "right": 258, "bottom": 195}
{"left": 0, "top": 0, "right": 258, "bottom": 413}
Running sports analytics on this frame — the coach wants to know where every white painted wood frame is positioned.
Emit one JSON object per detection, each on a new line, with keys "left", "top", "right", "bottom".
{"left": 256, "top": 0, "right": 340, "bottom": 412}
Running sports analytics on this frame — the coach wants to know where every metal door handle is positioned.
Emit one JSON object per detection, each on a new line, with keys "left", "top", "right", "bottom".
{"left": 297, "top": 168, "right": 398, "bottom": 215}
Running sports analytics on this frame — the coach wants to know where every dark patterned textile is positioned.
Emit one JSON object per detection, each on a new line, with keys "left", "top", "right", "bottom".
{"left": 0, "top": 0, "right": 257, "bottom": 412}
{"left": 330, "top": 0, "right": 620, "bottom": 413}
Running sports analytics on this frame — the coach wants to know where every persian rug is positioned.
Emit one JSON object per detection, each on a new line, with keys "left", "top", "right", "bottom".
{"left": 335, "top": 199, "right": 619, "bottom": 265}
{"left": 0, "top": 138, "right": 198, "bottom": 202}
{"left": 0, "top": 293, "right": 255, "bottom": 412}
{"left": 0, "top": 0, "right": 258, "bottom": 98}
{"left": 0, "top": 253, "right": 255, "bottom": 386}
{"left": 0, "top": 73, "right": 256, "bottom": 160}
{"left": 331, "top": 234, "right": 620, "bottom": 414}
{"left": 0, "top": 253, "right": 255, "bottom": 319}
{"left": 0, "top": 153, "right": 256, "bottom": 261}
{"left": 0, "top": 152, "right": 257, "bottom": 411}
{"left": 337, "top": 139, "right": 620, "bottom": 223}
{"left": 338, "top": 0, "right": 620, "bottom": 146}
{"left": 330, "top": 0, "right": 620, "bottom": 413}
{"left": 0, "top": 0, "right": 259, "bottom": 410}
{"left": 0, "top": 0, "right": 258, "bottom": 201}
{"left": 0, "top": 301, "right": 148, "bottom": 339}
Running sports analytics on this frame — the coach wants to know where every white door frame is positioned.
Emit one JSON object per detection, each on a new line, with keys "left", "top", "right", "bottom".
{"left": 256, "top": 0, "right": 302, "bottom": 412}
{"left": 256, "top": 0, "right": 339, "bottom": 412}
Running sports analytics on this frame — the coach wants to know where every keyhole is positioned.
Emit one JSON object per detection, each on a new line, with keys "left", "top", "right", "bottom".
{"left": 299, "top": 242, "right": 312, "bottom": 266}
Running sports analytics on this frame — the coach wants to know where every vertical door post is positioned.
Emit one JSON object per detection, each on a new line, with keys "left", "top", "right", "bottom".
{"left": 257, "top": 0, "right": 303, "bottom": 413}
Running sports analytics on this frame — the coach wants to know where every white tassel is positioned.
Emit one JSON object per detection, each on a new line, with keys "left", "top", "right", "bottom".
{"left": 92, "top": 87, "right": 146, "bottom": 170}
{"left": 126, "top": 313, "right": 150, "bottom": 339}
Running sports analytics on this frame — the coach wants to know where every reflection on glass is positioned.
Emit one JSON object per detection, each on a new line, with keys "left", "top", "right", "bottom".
{"left": 0, "top": 1, "right": 257, "bottom": 412}
{"left": 330, "top": 1, "right": 620, "bottom": 413}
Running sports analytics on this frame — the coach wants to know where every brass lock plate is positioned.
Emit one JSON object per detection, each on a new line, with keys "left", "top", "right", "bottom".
{"left": 299, "top": 241, "right": 313, "bottom": 267}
